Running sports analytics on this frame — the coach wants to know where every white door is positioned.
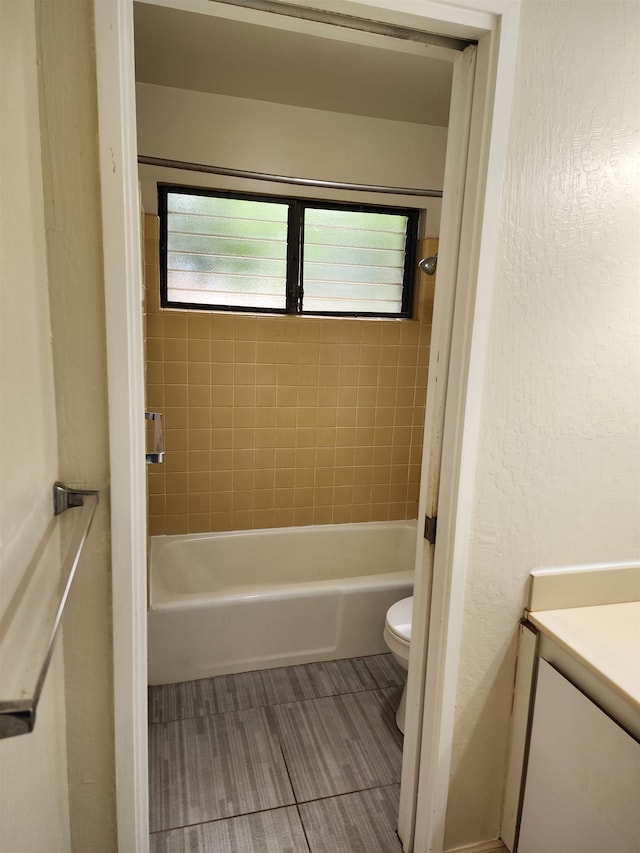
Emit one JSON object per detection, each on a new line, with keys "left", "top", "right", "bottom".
{"left": 399, "top": 42, "right": 477, "bottom": 850}
{"left": 93, "top": 3, "right": 150, "bottom": 849}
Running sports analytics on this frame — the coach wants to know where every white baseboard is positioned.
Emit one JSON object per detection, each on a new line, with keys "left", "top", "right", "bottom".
{"left": 445, "top": 840, "right": 508, "bottom": 853}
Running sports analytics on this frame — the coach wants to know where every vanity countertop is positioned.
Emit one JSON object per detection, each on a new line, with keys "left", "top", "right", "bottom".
{"left": 525, "top": 561, "right": 640, "bottom": 738}
{"left": 528, "top": 601, "right": 640, "bottom": 714}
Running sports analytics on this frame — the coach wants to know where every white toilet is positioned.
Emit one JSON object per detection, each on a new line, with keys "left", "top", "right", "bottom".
{"left": 383, "top": 595, "right": 412, "bottom": 733}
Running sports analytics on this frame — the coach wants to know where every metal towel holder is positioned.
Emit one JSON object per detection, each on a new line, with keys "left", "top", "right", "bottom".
{"left": 0, "top": 483, "right": 100, "bottom": 739}
{"left": 145, "top": 411, "right": 164, "bottom": 464}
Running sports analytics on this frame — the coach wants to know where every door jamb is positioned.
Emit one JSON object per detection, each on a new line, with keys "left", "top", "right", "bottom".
{"left": 398, "top": 40, "right": 478, "bottom": 849}
{"left": 94, "top": 2, "right": 521, "bottom": 850}
{"left": 94, "top": 2, "right": 149, "bottom": 850}
{"left": 411, "top": 5, "right": 521, "bottom": 849}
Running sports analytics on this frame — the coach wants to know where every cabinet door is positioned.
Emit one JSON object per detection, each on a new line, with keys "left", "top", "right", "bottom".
{"left": 518, "top": 659, "right": 640, "bottom": 853}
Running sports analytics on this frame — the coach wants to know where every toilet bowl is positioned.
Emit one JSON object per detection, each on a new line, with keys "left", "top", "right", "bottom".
{"left": 383, "top": 595, "right": 412, "bottom": 733}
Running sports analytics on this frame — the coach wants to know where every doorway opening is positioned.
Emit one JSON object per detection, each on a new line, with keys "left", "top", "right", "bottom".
{"left": 96, "top": 1, "right": 519, "bottom": 851}
{"left": 134, "top": 1, "right": 460, "bottom": 846}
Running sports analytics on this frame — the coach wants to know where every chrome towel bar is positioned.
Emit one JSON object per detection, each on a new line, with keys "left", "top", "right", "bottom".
{"left": 0, "top": 482, "right": 99, "bottom": 739}
{"left": 53, "top": 481, "right": 100, "bottom": 516}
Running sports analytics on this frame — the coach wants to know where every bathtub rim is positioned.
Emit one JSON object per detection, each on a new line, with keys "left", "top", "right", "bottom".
{"left": 149, "top": 518, "right": 418, "bottom": 610}
{"left": 150, "top": 568, "right": 415, "bottom": 611}
{"left": 149, "top": 517, "right": 418, "bottom": 549}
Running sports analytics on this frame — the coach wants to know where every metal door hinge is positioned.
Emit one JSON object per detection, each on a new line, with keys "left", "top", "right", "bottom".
{"left": 424, "top": 515, "right": 437, "bottom": 545}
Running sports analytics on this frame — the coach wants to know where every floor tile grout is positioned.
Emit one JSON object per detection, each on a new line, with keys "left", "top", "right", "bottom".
{"left": 148, "top": 682, "right": 403, "bottom": 727}
{"left": 147, "top": 803, "right": 300, "bottom": 837}
{"left": 268, "top": 690, "right": 402, "bottom": 808}
{"left": 148, "top": 653, "right": 406, "bottom": 726}
{"left": 148, "top": 783, "right": 403, "bottom": 838}
{"left": 295, "top": 780, "right": 402, "bottom": 807}
{"left": 148, "top": 655, "right": 406, "bottom": 850}
{"left": 294, "top": 802, "right": 314, "bottom": 853}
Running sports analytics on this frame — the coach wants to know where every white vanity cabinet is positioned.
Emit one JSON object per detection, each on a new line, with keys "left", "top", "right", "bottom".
{"left": 502, "top": 566, "right": 640, "bottom": 853}
{"left": 518, "top": 660, "right": 640, "bottom": 853}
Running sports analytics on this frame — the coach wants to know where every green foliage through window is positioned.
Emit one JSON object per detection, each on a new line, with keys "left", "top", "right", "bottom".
{"left": 159, "top": 186, "right": 418, "bottom": 317}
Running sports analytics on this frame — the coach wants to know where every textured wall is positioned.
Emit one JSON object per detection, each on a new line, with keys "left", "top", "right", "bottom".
{"left": 444, "top": 2, "right": 640, "bottom": 848}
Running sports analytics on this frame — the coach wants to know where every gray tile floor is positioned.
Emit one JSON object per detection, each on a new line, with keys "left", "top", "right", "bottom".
{"left": 148, "top": 654, "right": 406, "bottom": 852}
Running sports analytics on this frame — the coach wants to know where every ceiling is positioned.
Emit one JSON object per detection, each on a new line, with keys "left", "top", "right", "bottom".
{"left": 133, "top": 2, "right": 454, "bottom": 126}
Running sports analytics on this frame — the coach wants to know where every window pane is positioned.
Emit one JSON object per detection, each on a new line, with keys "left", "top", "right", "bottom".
{"left": 161, "top": 188, "right": 416, "bottom": 317}
{"left": 164, "top": 192, "right": 288, "bottom": 310}
{"left": 302, "top": 208, "right": 409, "bottom": 315}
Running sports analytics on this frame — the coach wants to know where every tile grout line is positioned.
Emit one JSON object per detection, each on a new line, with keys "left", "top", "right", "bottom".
{"left": 266, "top": 692, "right": 403, "bottom": 809}
{"left": 271, "top": 720, "right": 314, "bottom": 853}
{"left": 149, "top": 694, "right": 402, "bottom": 845}
{"left": 148, "top": 802, "right": 302, "bottom": 838}
{"left": 294, "top": 801, "right": 314, "bottom": 853}
{"left": 295, "top": 780, "right": 403, "bottom": 808}
{"left": 148, "top": 681, "right": 405, "bottom": 727}
{"left": 149, "top": 782, "right": 404, "bottom": 838}
{"left": 148, "top": 656, "right": 407, "bottom": 847}
{"left": 148, "top": 654, "right": 406, "bottom": 725}
{"left": 265, "top": 690, "right": 403, "bottom": 811}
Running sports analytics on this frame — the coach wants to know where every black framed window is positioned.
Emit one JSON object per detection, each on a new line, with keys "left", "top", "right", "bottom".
{"left": 159, "top": 185, "right": 419, "bottom": 318}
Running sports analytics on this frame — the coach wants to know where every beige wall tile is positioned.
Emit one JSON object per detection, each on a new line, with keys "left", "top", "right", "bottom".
{"left": 144, "top": 215, "right": 435, "bottom": 534}
{"left": 146, "top": 362, "right": 163, "bottom": 385}
{"left": 164, "top": 338, "right": 188, "bottom": 361}
{"left": 189, "top": 514, "right": 211, "bottom": 533}
{"left": 149, "top": 516, "right": 166, "bottom": 536}
{"left": 253, "top": 509, "right": 275, "bottom": 529}
{"left": 255, "top": 428, "right": 277, "bottom": 448}
{"left": 294, "top": 507, "right": 314, "bottom": 526}
{"left": 189, "top": 472, "right": 211, "bottom": 493}
{"left": 163, "top": 313, "right": 187, "bottom": 338}
{"left": 166, "top": 515, "right": 188, "bottom": 535}
{"left": 187, "top": 450, "right": 211, "bottom": 473}
{"left": 165, "top": 385, "right": 188, "bottom": 407}
{"left": 233, "top": 449, "right": 255, "bottom": 469}
{"left": 214, "top": 492, "right": 233, "bottom": 512}
{"left": 187, "top": 313, "right": 211, "bottom": 339}
{"left": 273, "top": 508, "right": 294, "bottom": 527}
{"left": 189, "top": 408, "right": 210, "bottom": 429}
{"left": 188, "top": 339, "right": 210, "bottom": 361}
{"left": 211, "top": 511, "right": 233, "bottom": 531}
{"left": 313, "top": 506, "right": 333, "bottom": 525}
{"left": 166, "top": 451, "right": 188, "bottom": 473}
{"left": 333, "top": 506, "right": 352, "bottom": 524}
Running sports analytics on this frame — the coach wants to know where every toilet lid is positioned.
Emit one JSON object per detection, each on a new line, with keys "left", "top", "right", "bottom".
{"left": 385, "top": 596, "right": 412, "bottom": 642}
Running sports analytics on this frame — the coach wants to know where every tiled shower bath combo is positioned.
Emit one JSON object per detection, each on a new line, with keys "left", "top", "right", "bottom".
{"left": 148, "top": 654, "right": 406, "bottom": 852}
{"left": 144, "top": 216, "right": 433, "bottom": 851}
{"left": 144, "top": 215, "right": 436, "bottom": 537}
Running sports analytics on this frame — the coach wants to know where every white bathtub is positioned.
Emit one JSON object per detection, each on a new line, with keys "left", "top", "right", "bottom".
{"left": 148, "top": 520, "right": 416, "bottom": 685}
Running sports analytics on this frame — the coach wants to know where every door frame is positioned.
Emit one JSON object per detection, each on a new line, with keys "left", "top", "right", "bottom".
{"left": 94, "top": 2, "right": 521, "bottom": 851}
{"left": 407, "top": 6, "right": 521, "bottom": 850}
{"left": 398, "top": 39, "right": 478, "bottom": 850}
{"left": 94, "top": 3, "right": 149, "bottom": 850}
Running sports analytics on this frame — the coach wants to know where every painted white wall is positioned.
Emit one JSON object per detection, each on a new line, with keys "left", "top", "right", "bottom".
{"left": 444, "top": 1, "right": 640, "bottom": 847}
{"left": 1, "top": 1, "right": 117, "bottom": 849}
{"left": 135, "top": 82, "right": 447, "bottom": 235}
{"left": 0, "top": 2, "right": 70, "bottom": 850}
{"left": 36, "top": 1, "right": 117, "bottom": 850}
